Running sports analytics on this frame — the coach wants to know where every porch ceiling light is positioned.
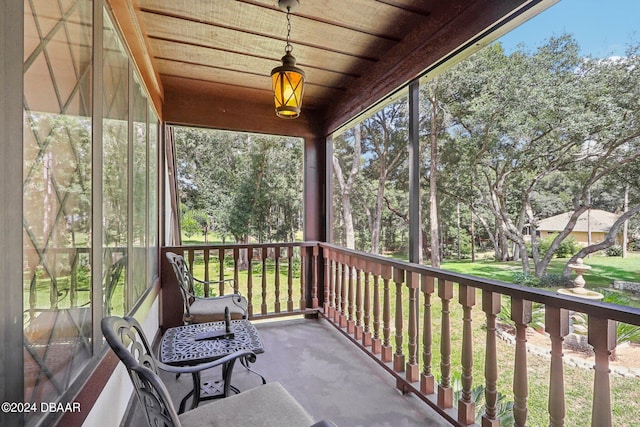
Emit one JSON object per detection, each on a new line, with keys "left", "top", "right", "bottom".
{"left": 271, "top": 0, "right": 305, "bottom": 119}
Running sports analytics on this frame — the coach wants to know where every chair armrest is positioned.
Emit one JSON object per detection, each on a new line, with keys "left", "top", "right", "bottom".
{"left": 156, "top": 349, "right": 256, "bottom": 375}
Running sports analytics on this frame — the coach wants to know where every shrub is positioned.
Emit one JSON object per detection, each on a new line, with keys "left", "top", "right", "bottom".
{"left": 538, "top": 273, "right": 573, "bottom": 288}
{"left": 537, "top": 234, "right": 581, "bottom": 258}
{"left": 513, "top": 271, "right": 572, "bottom": 289}
{"left": 556, "top": 236, "right": 581, "bottom": 258}
{"left": 599, "top": 288, "right": 631, "bottom": 305}
{"left": 604, "top": 245, "right": 623, "bottom": 257}
{"left": 537, "top": 237, "right": 552, "bottom": 257}
{"left": 617, "top": 322, "right": 640, "bottom": 345}
{"left": 512, "top": 271, "right": 539, "bottom": 287}
{"left": 451, "top": 372, "right": 515, "bottom": 426}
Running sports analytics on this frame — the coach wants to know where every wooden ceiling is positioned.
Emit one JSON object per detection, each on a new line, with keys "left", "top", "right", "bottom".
{"left": 120, "top": 0, "right": 551, "bottom": 137}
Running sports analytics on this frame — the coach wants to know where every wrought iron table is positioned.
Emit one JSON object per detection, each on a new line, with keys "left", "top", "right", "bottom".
{"left": 160, "top": 319, "right": 265, "bottom": 412}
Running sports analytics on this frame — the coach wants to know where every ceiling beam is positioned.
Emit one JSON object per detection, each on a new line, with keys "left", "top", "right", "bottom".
{"left": 162, "top": 76, "right": 325, "bottom": 139}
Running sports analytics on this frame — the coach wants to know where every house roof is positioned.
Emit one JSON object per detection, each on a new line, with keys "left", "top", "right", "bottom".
{"left": 537, "top": 209, "right": 619, "bottom": 233}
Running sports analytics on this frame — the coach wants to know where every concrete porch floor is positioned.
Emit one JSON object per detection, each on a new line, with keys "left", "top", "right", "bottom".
{"left": 124, "top": 317, "right": 449, "bottom": 427}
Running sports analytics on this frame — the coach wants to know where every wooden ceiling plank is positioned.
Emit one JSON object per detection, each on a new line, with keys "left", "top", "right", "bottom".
{"left": 150, "top": 38, "right": 355, "bottom": 89}
{"left": 141, "top": 13, "right": 376, "bottom": 72}
{"left": 373, "top": 0, "right": 434, "bottom": 15}
{"left": 156, "top": 59, "right": 341, "bottom": 104}
{"left": 138, "top": 3, "right": 395, "bottom": 61}
{"left": 123, "top": 0, "right": 550, "bottom": 138}
{"left": 139, "top": 0, "right": 422, "bottom": 41}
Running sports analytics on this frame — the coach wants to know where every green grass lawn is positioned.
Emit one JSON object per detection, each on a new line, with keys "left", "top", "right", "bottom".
{"left": 441, "top": 252, "right": 640, "bottom": 295}
{"left": 188, "top": 254, "right": 305, "bottom": 315}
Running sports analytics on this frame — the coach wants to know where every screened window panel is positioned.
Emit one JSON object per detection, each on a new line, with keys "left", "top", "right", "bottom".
{"left": 102, "top": 10, "right": 129, "bottom": 316}
{"left": 132, "top": 76, "right": 148, "bottom": 300}
{"left": 148, "top": 111, "right": 160, "bottom": 282}
{"left": 22, "top": 0, "right": 93, "bottom": 421}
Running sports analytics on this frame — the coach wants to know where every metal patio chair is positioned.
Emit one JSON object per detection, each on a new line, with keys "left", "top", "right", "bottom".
{"left": 102, "top": 316, "right": 252, "bottom": 414}
{"left": 165, "top": 252, "right": 248, "bottom": 324}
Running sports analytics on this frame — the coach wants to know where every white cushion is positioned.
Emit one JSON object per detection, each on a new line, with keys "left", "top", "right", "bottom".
{"left": 188, "top": 295, "right": 248, "bottom": 323}
{"left": 178, "top": 382, "right": 315, "bottom": 427}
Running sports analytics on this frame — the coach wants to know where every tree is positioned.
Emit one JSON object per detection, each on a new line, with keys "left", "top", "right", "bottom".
{"left": 538, "top": 47, "right": 640, "bottom": 276}
{"left": 360, "top": 100, "right": 409, "bottom": 254}
{"left": 436, "top": 36, "right": 640, "bottom": 276}
{"left": 174, "top": 128, "right": 243, "bottom": 242}
{"left": 174, "top": 128, "right": 303, "bottom": 245}
{"left": 332, "top": 125, "right": 362, "bottom": 249}
{"left": 419, "top": 78, "right": 449, "bottom": 266}
{"left": 181, "top": 208, "right": 212, "bottom": 243}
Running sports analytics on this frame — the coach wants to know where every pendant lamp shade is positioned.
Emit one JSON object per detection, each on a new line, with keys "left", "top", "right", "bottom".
{"left": 271, "top": 1, "right": 305, "bottom": 119}
{"left": 271, "top": 51, "right": 305, "bottom": 119}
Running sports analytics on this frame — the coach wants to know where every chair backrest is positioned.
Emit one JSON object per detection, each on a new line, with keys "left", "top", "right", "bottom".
{"left": 101, "top": 316, "right": 182, "bottom": 427}
{"left": 165, "top": 252, "right": 195, "bottom": 315}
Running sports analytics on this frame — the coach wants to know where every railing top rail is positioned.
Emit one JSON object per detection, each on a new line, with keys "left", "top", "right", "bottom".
{"left": 163, "top": 241, "right": 319, "bottom": 252}
{"left": 319, "top": 242, "right": 640, "bottom": 327}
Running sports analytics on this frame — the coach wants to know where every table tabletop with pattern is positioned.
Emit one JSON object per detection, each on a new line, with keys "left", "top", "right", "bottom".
{"left": 160, "top": 319, "right": 264, "bottom": 365}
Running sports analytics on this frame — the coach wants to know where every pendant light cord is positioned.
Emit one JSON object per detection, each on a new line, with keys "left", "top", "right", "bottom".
{"left": 285, "top": 7, "right": 293, "bottom": 53}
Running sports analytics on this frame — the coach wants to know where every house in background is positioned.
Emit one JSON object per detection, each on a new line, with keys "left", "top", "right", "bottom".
{"left": 537, "top": 209, "right": 620, "bottom": 246}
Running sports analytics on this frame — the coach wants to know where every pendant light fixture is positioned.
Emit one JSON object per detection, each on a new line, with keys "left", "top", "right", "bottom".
{"left": 271, "top": 0, "right": 305, "bottom": 119}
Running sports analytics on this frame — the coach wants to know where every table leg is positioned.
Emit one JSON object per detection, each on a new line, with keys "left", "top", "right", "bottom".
{"left": 192, "top": 372, "right": 202, "bottom": 409}
{"left": 240, "top": 356, "right": 267, "bottom": 385}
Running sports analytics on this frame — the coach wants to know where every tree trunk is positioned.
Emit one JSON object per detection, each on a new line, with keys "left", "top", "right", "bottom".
{"left": 421, "top": 228, "right": 431, "bottom": 262}
{"left": 563, "top": 204, "right": 640, "bottom": 277}
{"left": 529, "top": 212, "right": 541, "bottom": 272}
{"left": 474, "top": 213, "right": 500, "bottom": 260}
{"left": 623, "top": 184, "right": 629, "bottom": 258}
{"left": 497, "top": 226, "right": 510, "bottom": 261}
{"left": 342, "top": 196, "right": 355, "bottom": 249}
{"left": 456, "top": 199, "right": 461, "bottom": 260}
{"left": 332, "top": 126, "right": 362, "bottom": 249}
{"left": 537, "top": 205, "right": 589, "bottom": 277}
{"left": 470, "top": 206, "right": 476, "bottom": 263}
{"left": 237, "top": 234, "right": 249, "bottom": 270}
{"left": 371, "top": 180, "right": 385, "bottom": 255}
